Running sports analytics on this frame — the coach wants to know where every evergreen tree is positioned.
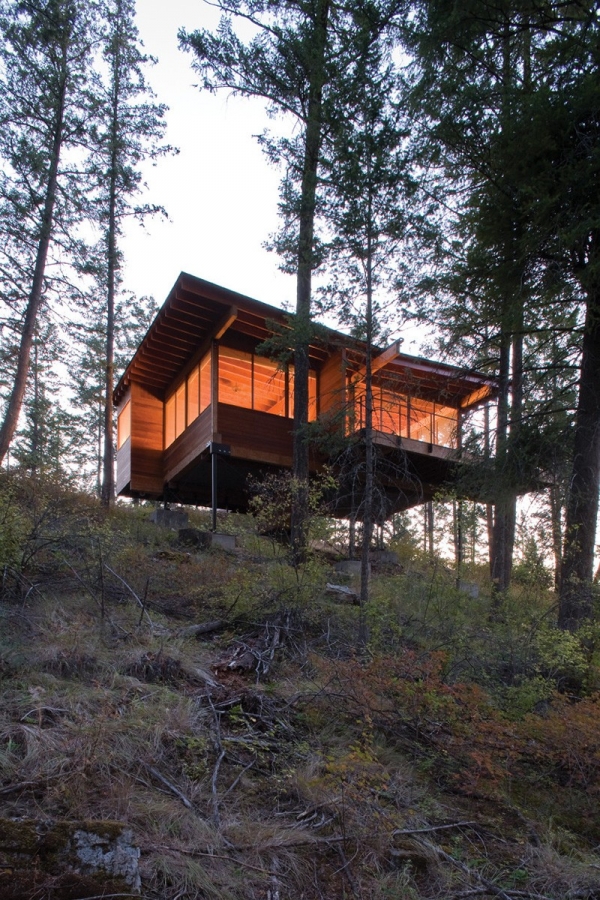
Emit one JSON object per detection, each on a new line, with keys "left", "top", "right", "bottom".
{"left": 0, "top": 0, "right": 99, "bottom": 463}
{"left": 180, "top": 0, "right": 405, "bottom": 561}
{"left": 318, "top": 10, "right": 408, "bottom": 645}
{"left": 88, "top": 0, "right": 171, "bottom": 507}
{"left": 405, "top": 0, "right": 599, "bottom": 616}
{"left": 12, "top": 315, "right": 75, "bottom": 477}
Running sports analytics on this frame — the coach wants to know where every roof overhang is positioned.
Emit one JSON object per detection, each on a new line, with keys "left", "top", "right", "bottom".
{"left": 114, "top": 272, "right": 497, "bottom": 410}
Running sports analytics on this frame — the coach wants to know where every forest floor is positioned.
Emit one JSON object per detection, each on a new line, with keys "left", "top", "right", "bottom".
{"left": 1, "top": 474, "right": 600, "bottom": 899}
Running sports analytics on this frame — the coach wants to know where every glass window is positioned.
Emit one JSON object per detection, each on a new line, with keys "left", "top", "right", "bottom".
{"left": 200, "top": 351, "right": 211, "bottom": 413}
{"left": 288, "top": 366, "right": 317, "bottom": 422}
{"left": 409, "top": 399, "right": 434, "bottom": 443}
{"left": 309, "top": 371, "right": 317, "bottom": 421}
{"left": 165, "top": 394, "right": 175, "bottom": 447}
{"left": 187, "top": 365, "right": 199, "bottom": 424}
{"left": 254, "top": 355, "right": 286, "bottom": 415}
{"left": 117, "top": 400, "right": 131, "bottom": 449}
{"left": 219, "top": 346, "right": 252, "bottom": 408}
{"left": 434, "top": 404, "right": 457, "bottom": 448}
{"left": 175, "top": 382, "right": 186, "bottom": 438}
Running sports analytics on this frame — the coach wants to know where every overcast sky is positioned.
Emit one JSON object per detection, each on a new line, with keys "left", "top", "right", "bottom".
{"left": 122, "top": 0, "right": 297, "bottom": 310}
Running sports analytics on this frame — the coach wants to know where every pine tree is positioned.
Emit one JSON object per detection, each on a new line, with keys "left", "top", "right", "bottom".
{"left": 318, "top": 10, "right": 408, "bottom": 646}
{"left": 180, "top": 0, "right": 406, "bottom": 561}
{"left": 88, "top": 0, "right": 171, "bottom": 507}
{"left": 0, "top": 0, "right": 99, "bottom": 463}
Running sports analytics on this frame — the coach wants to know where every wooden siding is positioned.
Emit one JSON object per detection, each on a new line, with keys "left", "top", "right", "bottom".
{"left": 164, "top": 405, "right": 213, "bottom": 483}
{"left": 218, "top": 403, "right": 294, "bottom": 468}
{"left": 130, "top": 381, "right": 164, "bottom": 495}
{"left": 319, "top": 350, "right": 346, "bottom": 418}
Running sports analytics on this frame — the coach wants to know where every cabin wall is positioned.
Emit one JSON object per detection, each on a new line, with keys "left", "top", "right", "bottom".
{"left": 319, "top": 351, "right": 346, "bottom": 421}
{"left": 115, "top": 391, "right": 132, "bottom": 494}
{"left": 164, "top": 405, "right": 213, "bottom": 483}
{"left": 130, "top": 381, "right": 164, "bottom": 495}
{"left": 218, "top": 403, "right": 294, "bottom": 467}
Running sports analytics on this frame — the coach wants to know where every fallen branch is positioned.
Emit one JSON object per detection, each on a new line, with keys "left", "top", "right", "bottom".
{"left": 154, "top": 844, "right": 279, "bottom": 877}
{"left": 419, "top": 838, "right": 515, "bottom": 900}
{"left": 393, "top": 821, "right": 477, "bottom": 836}
{"left": 334, "top": 843, "right": 360, "bottom": 897}
{"left": 208, "top": 695, "right": 225, "bottom": 827}
{"left": 222, "top": 758, "right": 256, "bottom": 799}
{"left": 144, "top": 765, "right": 194, "bottom": 811}
{"left": 177, "top": 619, "right": 225, "bottom": 638}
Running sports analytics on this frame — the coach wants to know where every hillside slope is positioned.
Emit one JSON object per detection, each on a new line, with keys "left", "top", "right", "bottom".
{"left": 1, "top": 477, "right": 600, "bottom": 899}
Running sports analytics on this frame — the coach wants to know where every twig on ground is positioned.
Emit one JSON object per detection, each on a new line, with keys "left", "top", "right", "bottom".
{"left": 154, "top": 844, "right": 278, "bottom": 877}
{"left": 333, "top": 843, "right": 360, "bottom": 897}
{"left": 144, "top": 764, "right": 194, "bottom": 811}
{"left": 104, "top": 564, "right": 153, "bottom": 628}
{"left": 419, "top": 838, "right": 517, "bottom": 900}
{"left": 57, "top": 558, "right": 126, "bottom": 634}
{"left": 222, "top": 758, "right": 256, "bottom": 798}
{"left": 393, "top": 821, "right": 478, "bottom": 836}
{"left": 208, "top": 694, "right": 225, "bottom": 827}
{"left": 137, "top": 577, "right": 150, "bottom": 627}
{"left": 176, "top": 619, "right": 225, "bottom": 638}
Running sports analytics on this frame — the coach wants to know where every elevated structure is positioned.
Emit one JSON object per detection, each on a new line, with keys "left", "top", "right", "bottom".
{"left": 115, "top": 273, "right": 495, "bottom": 516}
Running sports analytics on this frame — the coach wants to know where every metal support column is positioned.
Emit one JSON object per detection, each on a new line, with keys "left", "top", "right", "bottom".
{"left": 208, "top": 441, "right": 231, "bottom": 533}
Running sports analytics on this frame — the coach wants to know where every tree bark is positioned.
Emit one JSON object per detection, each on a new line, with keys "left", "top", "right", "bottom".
{"left": 358, "top": 227, "right": 374, "bottom": 651}
{"left": 0, "top": 70, "right": 67, "bottom": 466}
{"left": 290, "top": 0, "right": 330, "bottom": 564}
{"left": 559, "top": 258, "right": 600, "bottom": 630}
{"left": 101, "top": 3, "right": 124, "bottom": 509}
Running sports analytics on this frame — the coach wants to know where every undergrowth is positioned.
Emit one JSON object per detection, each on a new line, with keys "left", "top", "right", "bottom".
{"left": 1, "top": 473, "right": 599, "bottom": 899}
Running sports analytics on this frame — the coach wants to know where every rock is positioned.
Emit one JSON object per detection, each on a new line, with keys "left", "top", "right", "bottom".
{"left": 149, "top": 507, "right": 189, "bottom": 529}
{"left": 178, "top": 529, "right": 237, "bottom": 551}
{"left": 369, "top": 549, "right": 400, "bottom": 567}
{"left": 326, "top": 583, "right": 359, "bottom": 604}
{"left": 334, "top": 559, "right": 365, "bottom": 577}
{"left": 178, "top": 527, "right": 211, "bottom": 548}
{"left": 0, "top": 818, "right": 141, "bottom": 898}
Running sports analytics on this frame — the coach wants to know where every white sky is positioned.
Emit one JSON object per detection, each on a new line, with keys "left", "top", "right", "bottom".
{"left": 122, "top": 0, "right": 297, "bottom": 311}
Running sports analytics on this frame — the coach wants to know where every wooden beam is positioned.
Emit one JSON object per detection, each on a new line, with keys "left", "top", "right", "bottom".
{"left": 353, "top": 339, "right": 403, "bottom": 380}
{"left": 460, "top": 384, "right": 494, "bottom": 409}
{"left": 174, "top": 306, "right": 238, "bottom": 387}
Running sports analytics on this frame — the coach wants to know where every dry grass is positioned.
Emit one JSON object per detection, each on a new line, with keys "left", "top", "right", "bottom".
{"left": 2, "top": 490, "right": 600, "bottom": 899}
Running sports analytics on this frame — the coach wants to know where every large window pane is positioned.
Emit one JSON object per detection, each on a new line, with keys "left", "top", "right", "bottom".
{"left": 175, "top": 383, "right": 186, "bottom": 438}
{"left": 219, "top": 346, "right": 252, "bottom": 408}
{"left": 117, "top": 400, "right": 131, "bottom": 449}
{"left": 200, "top": 351, "right": 211, "bottom": 412}
{"left": 308, "top": 371, "right": 317, "bottom": 421}
{"left": 434, "top": 404, "right": 457, "bottom": 447}
{"left": 165, "top": 395, "right": 175, "bottom": 447}
{"left": 254, "top": 356, "right": 286, "bottom": 415}
{"left": 187, "top": 365, "right": 199, "bottom": 424}
{"left": 410, "top": 399, "right": 434, "bottom": 443}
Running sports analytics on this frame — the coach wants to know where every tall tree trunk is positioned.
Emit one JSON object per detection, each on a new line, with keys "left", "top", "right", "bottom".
{"left": 0, "top": 74, "right": 67, "bottom": 465}
{"left": 101, "top": 6, "right": 123, "bottom": 509}
{"left": 359, "top": 227, "right": 374, "bottom": 651}
{"left": 491, "top": 332, "right": 511, "bottom": 596}
{"left": 549, "top": 483, "right": 563, "bottom": 591}
{"left": 290, "top": 0, "right": 330, "bottom": 564}
{"left": 559, "top": 258, "right": 600, "bottom": 630}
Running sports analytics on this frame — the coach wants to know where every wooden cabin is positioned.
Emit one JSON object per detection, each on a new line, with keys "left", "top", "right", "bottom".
{"left": 114, "top": 273, "right": 495, "bottom": 517}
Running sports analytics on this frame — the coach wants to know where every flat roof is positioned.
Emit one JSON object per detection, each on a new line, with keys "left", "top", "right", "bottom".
{"left": 115, "top": 272, "right": 496, "bottom": 409}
